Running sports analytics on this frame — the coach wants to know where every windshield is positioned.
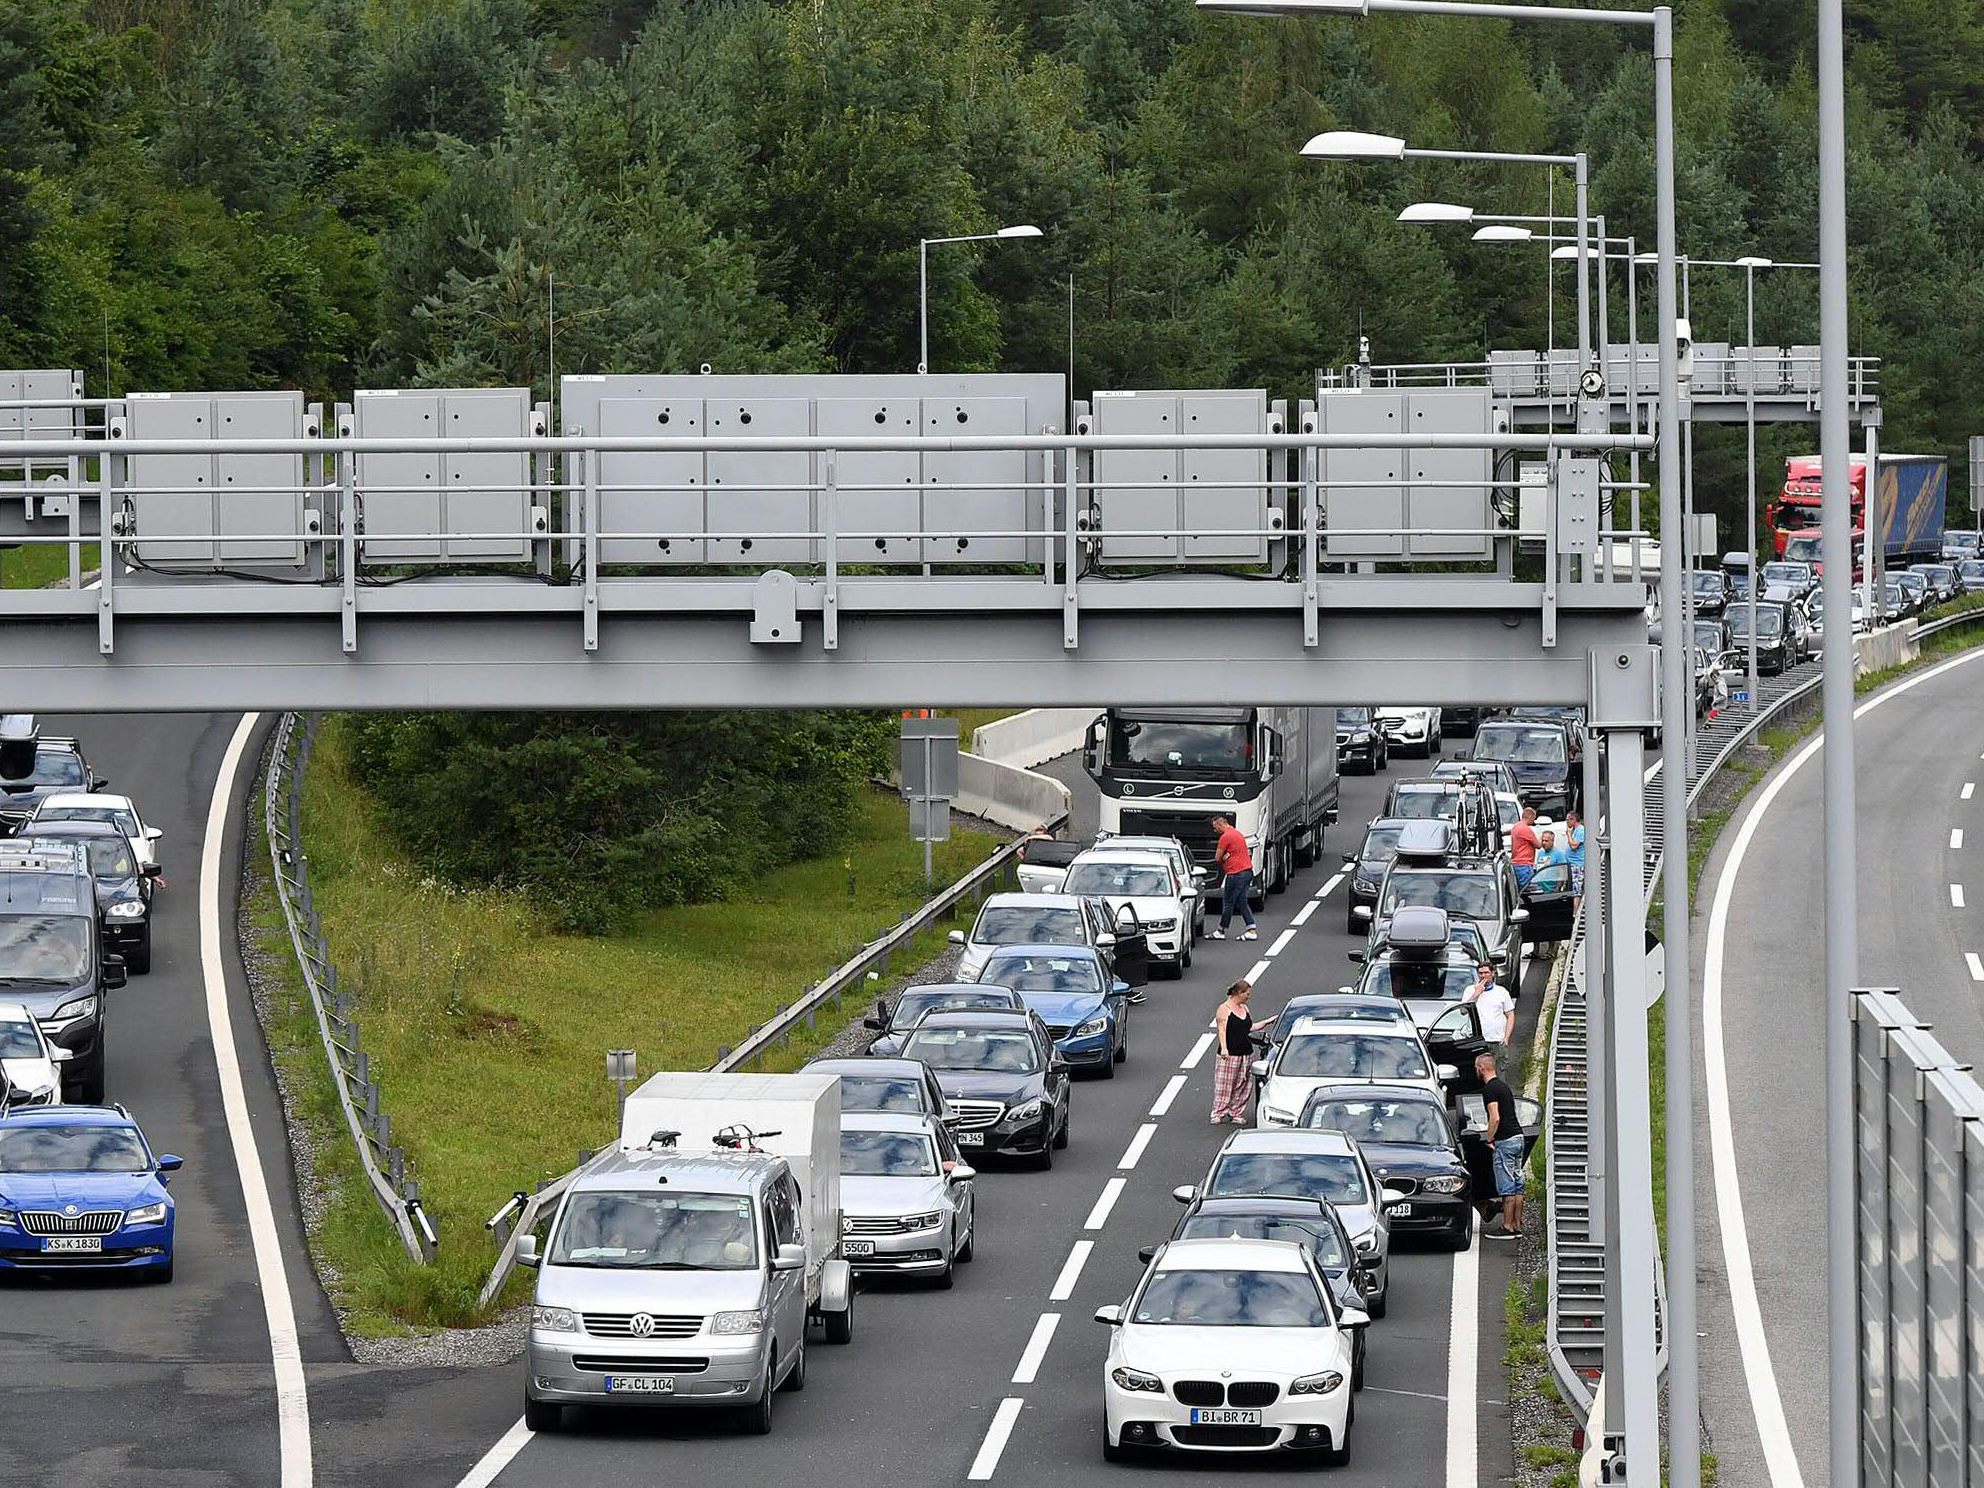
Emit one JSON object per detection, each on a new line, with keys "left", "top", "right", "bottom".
{"left": 831, "top": 1073, "right": 930, "bottom": 1114}
{"left": 1962, "top": 562, "right": 1984, "bottom": 580}
{"left": 1108, "top": 716, "right": 1252, "bottom": 774}
{"left": 1762, "top": 564, "right": 1807, "bottom": 585}
{"left": 0, "top": 915, "right": 91, "bottom": 983}
{"left": 840, "top": 1130, "right": 939, "bottom": 1177}
{"left": 890, "top": 989, "right": 1015, "bottom": 1030}
{"left": 971, "top": 905, "right": 1084, "bottom": 947}
{"left": 1383, "top": 872, "right": 1498, "bottom": 921}
{"left": 1472, "top": 725, "right": 1567, "bottom": 765}
{"left": 1278, "top": 1033, "right": 1431, "bottom": 1081}
{"left": 1303, "top": 1096, "right": 1450, "bottom": 1147}
{"left": 1897, "top": 573, "right": 1925, "bottom": 593}
{"left": 1388, "top": 789, "right": 1459, "bottom": 821}
{"left": 1691, "top": 572, "right": 1723, "bottom": 593}
{"left": 904, "top": 1025, "right": 1040, "bottom": 1073}
{"left": 1783, "top": 534, "right": 1822, "bottom": 562}
{"left": 1064, "top": 863, "right": 1172, "bottom": 898}
{"left": 1132, "top": 1267, "right": 1327, "bottom": 1329}
{"left": 0, "top": 1124, "right": 150, "bottom": 1173}
{"left": 0, "top": 1020, "right": 45, "bottom": 1058}
{"left": 981, "top": 954, "right": 1103, "bottom": 995}
{"left": 1359, "top": 961, "right": 1477, "bottom": 1001}
{"left": 1357, "top": 825, "right": 1404, "bottom": 861}
{"left": 1729, "top": 607, "right": 1782, "bottom": 637}
{"left": 1693, "top": 623, "right": 1725, "bottom": 651}
{"left": 1209, "top": 1150, "right": 1369, "bottom": 1205}
{"left": 36, "top": 806, "right": 135, "bottom": 835}
{"left": 19, "top": 753, "right": 85, "bottom": 789}
{"left": 1177, "top": 1214, "right": 1349, "bottom": 1270}
{"left": 73, "top": 838, "right": 138, "bottom": 878}
{"left": 549, "top": 1191, "right": 759, "bottom": 1270}
{"left": 1948, "top": 533, "right": 1982, "bottom": 554}
{"left": 1335, "top": 707, "right": 1372, "bottom": 727}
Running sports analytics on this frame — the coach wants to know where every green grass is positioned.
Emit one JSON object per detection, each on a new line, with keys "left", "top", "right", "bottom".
{"left": 0, "top": 543, "right": 71, "bottom": 589}
{"left": 256, "top": 715, "right": 1001, "bottom": 1333}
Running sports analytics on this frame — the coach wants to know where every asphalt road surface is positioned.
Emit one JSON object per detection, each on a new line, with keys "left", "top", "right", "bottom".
{"left": 0, "top": 715, "right": 1549, "bottom": 1487}
{"left": 1693, "top": 645, "right": 1984, "bottom": 1488}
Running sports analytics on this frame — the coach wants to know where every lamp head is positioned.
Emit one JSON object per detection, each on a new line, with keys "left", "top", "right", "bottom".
{"left": 998, "top": 224, "right": 1044, "bottom": 238}
{"left": 1398, "top": 202, "right": 1475, "bottom": 223}
{"left": 1472, "top": 224, "right": 1533, "bottom": 242}
{"left": 1301, "top": 130, "right": 1407, "bottom": 161}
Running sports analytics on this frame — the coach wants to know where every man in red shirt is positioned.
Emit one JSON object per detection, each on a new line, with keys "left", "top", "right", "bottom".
{"left": 1510, "top": 806, "right": 1540, "bottom": 887}
{"left": 1208, "top": 814, "right": 1258, "bottom": 941}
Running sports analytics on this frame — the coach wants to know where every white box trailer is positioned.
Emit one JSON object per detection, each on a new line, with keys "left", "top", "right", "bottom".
{"left": 619, "top": 1071, "right": 843, "bottom": 1289}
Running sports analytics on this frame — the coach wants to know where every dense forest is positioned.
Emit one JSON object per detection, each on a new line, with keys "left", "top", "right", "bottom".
{"left": 2, "top": 0, "right": 1980, "bottom": 528}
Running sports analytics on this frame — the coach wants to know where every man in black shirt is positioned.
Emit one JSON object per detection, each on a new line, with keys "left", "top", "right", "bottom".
{"left": 1475, "top": 1050, "right": 1526, "bottom": 1241}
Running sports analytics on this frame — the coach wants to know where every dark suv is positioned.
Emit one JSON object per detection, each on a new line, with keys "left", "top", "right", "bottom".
{"left": 1469, "top": 717, "right": 1580, "bottom": 817}
{"left": 0, "top": 721, "right": 104, "bottom": 837}
{"left": 0, "top": 841, "right": 125, "bottom": 1101}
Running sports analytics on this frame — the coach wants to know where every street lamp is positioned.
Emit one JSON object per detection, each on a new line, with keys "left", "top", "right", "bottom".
{"left": 917, "top": 225, "right": 1044, "bottom": 374}
{"left": 1213, "top": 3, "right": 1687, "bottom": 1484}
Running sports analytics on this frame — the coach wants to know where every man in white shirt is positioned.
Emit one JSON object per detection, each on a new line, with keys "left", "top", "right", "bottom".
{"left": 1465, "top": 961, "right": 1516, "bottom": 1045}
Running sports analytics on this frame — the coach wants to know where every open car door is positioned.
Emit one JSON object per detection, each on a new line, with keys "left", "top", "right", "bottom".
{"left": 1519, "top": 862, "right": 1578, "bottom": 944}
{"left": 1424, "top": 1004, "right": 1492, "bottom": 1101}
{"left": 1106, "top": 905, "right": 1150, "bottom": 989}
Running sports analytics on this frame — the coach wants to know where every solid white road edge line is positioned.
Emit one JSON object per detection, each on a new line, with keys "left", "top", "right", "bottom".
{"left": 204, "top": 714, "right": 315, "bottom": 1488}
{"left": 1953, "top": 885, "right": 1967, "bottom": 909}
{"left": 1266, "top": 927, "right": 1299, "bottom": 957}
{"left": 1117, "top": 1123, "right": 1157, "bottom": 1172}
{"left": 1180, "top": 1032, "right": 1215, "bottom": 1070}
{"left": 1967, "top": 953, "right": 1984, "bottom": 983}
{"left": 1149, "top": 1074, "right": 1188, "bottom": 1117}
{"left": 1012, "top": 1314, "right": 1061, "bottom": 1385}
{"left": 1444, "top": 1232, "right": 1479, "bottom": 1488}
{"left": 1083, "top": 1178, "right": 1127, "bottom": 1231}
{"left": 966, "top": 1398, "right": 1026, "bottom": 1481}
{"left": 1704, "top": 645, "right": 1984, "bottom": 1487}
{"left": 453, "top": 1419, "right": 533, "bottom": 1488}
{"left": 1049, "top": 1240, "right": 1093, "bottom": 1302}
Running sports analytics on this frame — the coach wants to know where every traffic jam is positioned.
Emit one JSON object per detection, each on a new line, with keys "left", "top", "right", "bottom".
{"left": 0, "top": 715, "right": 181, "bottom": 1282}
{"left": 514, "top": 703, "right": 1570, "bottom": 1466}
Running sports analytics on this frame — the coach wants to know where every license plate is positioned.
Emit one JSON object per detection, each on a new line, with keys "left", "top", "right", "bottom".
{"left": 843, "top": 1239, "right": 876, "bottom": 1257}
{"left": 605, "top": 1375, "right": 675, "bottom": 1394}
{"left": 1387, "top": 1203, "right": 1414, "bottom": 1218}
{"left": 42, "top": 1236, "right": 102, "bottom": 1253}
{"left": 955, "top": 1131, "right": 985, "bottom": 1147}
{"left": 1189, "top": 1407, "right": 1263, "bottom": 1426}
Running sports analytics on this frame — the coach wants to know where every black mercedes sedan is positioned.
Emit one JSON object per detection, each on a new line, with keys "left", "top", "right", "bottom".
{"left": 1298, "top": 1082, "right": 1473, "bottom": 1248}
{"left": 901, "top": 1009, "right": 1071, "bottom": 1170}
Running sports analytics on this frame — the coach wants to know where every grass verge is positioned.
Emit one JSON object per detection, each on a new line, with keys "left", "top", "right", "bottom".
{"left": 0, "top": 544, "right": 70, "bottom": 589}
{"left": 253, "top": 714, "right": 1001, "bottom": 1334}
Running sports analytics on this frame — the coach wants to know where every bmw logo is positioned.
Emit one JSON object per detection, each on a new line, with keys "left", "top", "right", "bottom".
{"left": 1220, "top": 1369, "right": 1233, "bottom": 1379}
{"left": 629, "top": 1313, "right": 656, "bottom": 1338}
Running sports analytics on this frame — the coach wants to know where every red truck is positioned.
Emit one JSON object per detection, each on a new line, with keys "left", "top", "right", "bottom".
{"left": 1768, "top": 454, "right": 1948, "bottom": 574}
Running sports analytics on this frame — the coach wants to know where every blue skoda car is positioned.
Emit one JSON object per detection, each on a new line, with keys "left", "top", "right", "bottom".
{"left": 0, "top": 1105, "right": 182, "bottom": 1281}
{"left": 977, "top": 945, "right": 1130, "bottom": 1076}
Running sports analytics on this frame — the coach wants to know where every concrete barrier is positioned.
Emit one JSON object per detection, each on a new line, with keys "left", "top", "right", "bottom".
{"left": 956, "top": 750, "right": 1071, "bottom": 834}
{"left": 970, "top": 708, "right": 1100, "bottom": 769}
{"left": 1854, "top": 620, "right": 1919, "bottom": 677}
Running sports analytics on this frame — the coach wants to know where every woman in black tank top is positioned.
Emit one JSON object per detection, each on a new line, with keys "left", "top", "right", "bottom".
{"left": 1211, "top": 980, "right": 1255, "bottom": 1123}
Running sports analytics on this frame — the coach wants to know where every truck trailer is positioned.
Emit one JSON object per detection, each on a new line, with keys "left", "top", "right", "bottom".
{"left": 1770, "top": 453, "right": 1948, "bottom": 573}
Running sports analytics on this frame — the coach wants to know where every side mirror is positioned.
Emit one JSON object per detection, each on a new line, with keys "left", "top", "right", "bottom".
{"left": 142, "top": 864, "right": 162, "bottom": 879}
{"left": 157, "top": 1154, "right": 183, "bottom": 1173}
{"left": 1510, "top": 908, "right": 1531, "bottom": 923}
{"left": 1340, "top": 854, "right": 1356, "bottom": 867}
{"left": 1339, "top": 1305, "right": 1371, "bottom": 1330}
{"left": 1093, "top": 1304, "right": 1125, "bottom": 1326}
{"left": 49, "top": 1045, "right": 74, "bottom": 1063}
{"left": 90, "top": 776, "right": 109, "bottom": 792}
{"left": 1137, "top": 1244, "right": 1158, "bottom": 1264}
{"left": 948, "top": 930, "right": 965, "bottom": 945}
{"left": 1191, "top": 867, "right": 1209, "bottom": 884}
{"left": 1436, "top": 1063, "right": 1460, "bottom": 1082}
{"left": 1352, "top": 906, "right": 1373, "bottom": 922}
{"left": 143, "top": 827, "right": 163, "bottom": 842}
{"left": 1380, "top": 1185, "right": 1410, "bottom": 1206}
{"left": 773, "top": 1243, "right": 806, "bottom": 1273}
{"left": 1249, "top": 1059, "right": 1269, "bottom": 1080}
{"left": 1346, "top": 952, "right": 1366, "bottom": 964}
{"left": 948, "top": 1164, "right": 977, "bottom": 1183}
{"left": 862, "top": 1016, "right": 887, "bottom": 1031}
{"left": 516, "top": 1234, "right": 541, "bottom": 1268}
{"left": 1171, "top": 1185, "right": 1198, "bottom": 1205}
{"left": 1096, "top": 933, "right": 1117, "bottom": 949}
{"left": 101, "top": 958, "right": 126, "bottom": 990}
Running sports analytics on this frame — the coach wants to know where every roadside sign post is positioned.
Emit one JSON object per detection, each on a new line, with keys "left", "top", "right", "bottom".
{"left": 900, "top": 715, "right": 959, "bottom": 887}
{"left": 1970, "top": 435, "right": 1983, "bottom": 513}
{"left": 606, "top": 1049, "right": 636, "bottom": 1120}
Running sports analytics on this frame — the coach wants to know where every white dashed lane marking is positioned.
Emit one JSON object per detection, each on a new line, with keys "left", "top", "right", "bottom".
{"left": 1083, "top": 1178, "right": 1126, "bottom": 1231}
{"left": 1011, "top": 1314, "right": 1060, "bottom": 1385}
{"left": 1049, "top": 1241, "right": 1092, "bottom": 1302}
{"left": 1149, "top": 1074, "right": 1188, "bottom": 1117}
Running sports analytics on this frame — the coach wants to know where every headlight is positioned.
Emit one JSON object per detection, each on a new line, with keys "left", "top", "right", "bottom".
{"left": 1261, "top": 1106, "right": 1295, "bottom": 1126}
{"left": 1143, "top": 918, "right": 1178, "bottom": 933}
{"left": 1006, "top": 1099, "right": 1043, "bottom": 1122}
{"left": 900, "top": 1210, "right": 944, "bottom": 1231}
{"left": 712, "top": 1309, "right": 765, "bottom": 1335}
{"left": 1111, "top": 1366, "right": 1164, "bottom": 1393}
{"left": 1072, "top": 1016, "right": 1110, "bottom": 1039}
{"left": 1290, "top": 1370, "right": 1345, "bottom": 1396}
{"left": 125, "top": 1201, "right": 168, "bottom": 1226}
{"left": 0, "top": 1209, "right": 15, "bottom": 1228}
{"left": 106, "top": 901, "right": 147, "bottom": 920}
{"left": 52, "top": 995, "right": 99, "bottom": 1022}
{"left": 1353, "top": 1231, "right": 1378, "bottom": 1255}
{"left": 531, "top": 1306, "right": 579, "bottom": 1332}
{"left": 1423, "top": 1174, "right": 1469, "bottom": 1194}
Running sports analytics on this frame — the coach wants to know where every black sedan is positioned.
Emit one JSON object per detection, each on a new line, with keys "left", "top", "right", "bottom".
{"left": 1334, "top": 706, "right": 1389, "bottom": 775}
{"left": 802, "top": 1055, "right": 954, "bottom": 1124}
{"left": 901, "top": 1010, "right": 1071, "bottom": 1170}
{"left": 1297, "top": 1082, "right": 1473, "bottom": 1248}
{"left": 1689, "top": 568, "right": 1732, "bottom": 616}
{"left": 20, "top": 821, "right": 156, "bottom": 973}
{"left": 1340, "top": 817, "right": 1413, "bottom": 933}
{"left": 862, "top": 982, "right": 1025, "bottom": 1057}
{"left": 1141, "top": 1195, "right": 1373, "bottom": 1389}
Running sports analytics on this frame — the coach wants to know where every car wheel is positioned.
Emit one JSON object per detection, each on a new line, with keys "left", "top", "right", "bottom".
{"left": 744, "top": 1359, "right": 775, "bottom": 1434}
{"left": 1444, "top": 1212, "right": 1474, "bottom": 1251}
{"left": 1181, "top": 939, "right": 1193, "bottom": 972}
{"left": 1348, "top": 907, "right": 1363, "bottom": 935}
{"left": 129, "top": 933, "right": 152, "bottom": 976}
{"left": 75, "top": 1054, "right": 105, "bottom": 1106}
{"left": 523, "top": 1396, "right": 561, "bottom": 1433}
{"left": 1102, "top": 1414, "right": 1127, "bottom": 1463}
{"left": 824, "top": 1294, "right": 854, "bottom": 1344}
{"left": 1352, "top": 1334, "right": 1365, "bottom": 1392}
{"left": 148, "top": 1257, "right": 175, "bottom": 1285}
{"left": 957, "top": 1211, "right": 976, "bottom": 1263}
{"left": 1054, "top": 1101, "right": 1071, "bottom": 1150}
{"left": 783, "top": 1336, "right": 808, "bottom": 1390}
{"left": 934, "top": 1247, "right": 956, "bottom": 1290}
{"left": 1368, "top": 1287, "right": 1388, "bottom": 1321}
{"left": 1326, "top": 1413, "right": 1353, "bottom": 1466}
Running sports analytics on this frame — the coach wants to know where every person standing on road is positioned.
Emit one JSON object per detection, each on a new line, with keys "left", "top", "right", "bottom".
{"left": 1211, "top": 980, "right": 1255, "bottom": 1124}
{"left": 1564, "top": 810, "right": 1587, "bottom": 906}
{"left": 1535, "top": 828, "right": 1567, "bottom": 874}
{"left": 1464, "top": 961, "right": 1516, "bottom": 1045}
{"left": 1510, "top": 807, "right": 1540, "bottom": 887}
{"left": 1476, "top": 1050, "right": 1526, "bottom": 1240}
{"left": 1208, "top": 814, "right": 1258, "bottom": 941}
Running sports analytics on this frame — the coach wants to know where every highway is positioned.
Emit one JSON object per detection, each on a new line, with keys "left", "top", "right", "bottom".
{"left": 1694, "top": 646, "right": 1984, "bottom": 1488}
{"left": 0, "top": 713, "right": 1547, "bottom": 1486}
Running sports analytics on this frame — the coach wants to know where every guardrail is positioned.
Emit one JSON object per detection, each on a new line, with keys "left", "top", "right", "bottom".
{"left": 1545, "top": 599, "right": 1984, "bottom": 1414}
{"left": 262, "top": 712, "right": 434, "bottom": 1262}
{"left": 476, "top": 806, "right": 1064, "bottom": 1309}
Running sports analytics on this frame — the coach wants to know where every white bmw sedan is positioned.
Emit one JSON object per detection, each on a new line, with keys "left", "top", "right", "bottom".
{"left": 1096, "top": 1236, "right": 1362, "bottom": 1465}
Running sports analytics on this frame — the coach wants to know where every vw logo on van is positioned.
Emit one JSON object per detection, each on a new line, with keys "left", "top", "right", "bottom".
{"left": 628, "top": 1313, "right": 656, "bottom": 1338}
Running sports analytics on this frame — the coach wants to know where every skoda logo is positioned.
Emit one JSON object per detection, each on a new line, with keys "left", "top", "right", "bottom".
{"left": 628, "top": 1313, "right": 656, "bottom": 1338}
{"left": 63, "top": 1204, "right": 77, "bottom": 1215}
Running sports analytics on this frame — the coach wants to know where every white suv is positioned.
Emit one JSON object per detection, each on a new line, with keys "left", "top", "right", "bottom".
{"left": 1060, "top": 849, "right": 1194, "bottom": 977}
{"left": 1093, "top": 834, "right": 1208, "bottom": 939}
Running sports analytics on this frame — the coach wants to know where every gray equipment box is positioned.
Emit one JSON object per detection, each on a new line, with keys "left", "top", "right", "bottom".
{"left": 343, "top": 388, "right": 544, "bottom": 564}
{"left": 114, "top": 390, "right": 321, "bottom": 571}
{"left": 1309, "top": 386, "right": 1497, "bottom": 561}
{"left": 0, "top": 371, "right": 83, "bottom": 469}
{"left": 1076, "top": 390, "right": 1285, "bottom": 565}
{"left": 558, "top": 373, "right": 1064, "bottom": 567}
{"left": 1731, "top": 347, "right": 1786, "bottom": 396}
